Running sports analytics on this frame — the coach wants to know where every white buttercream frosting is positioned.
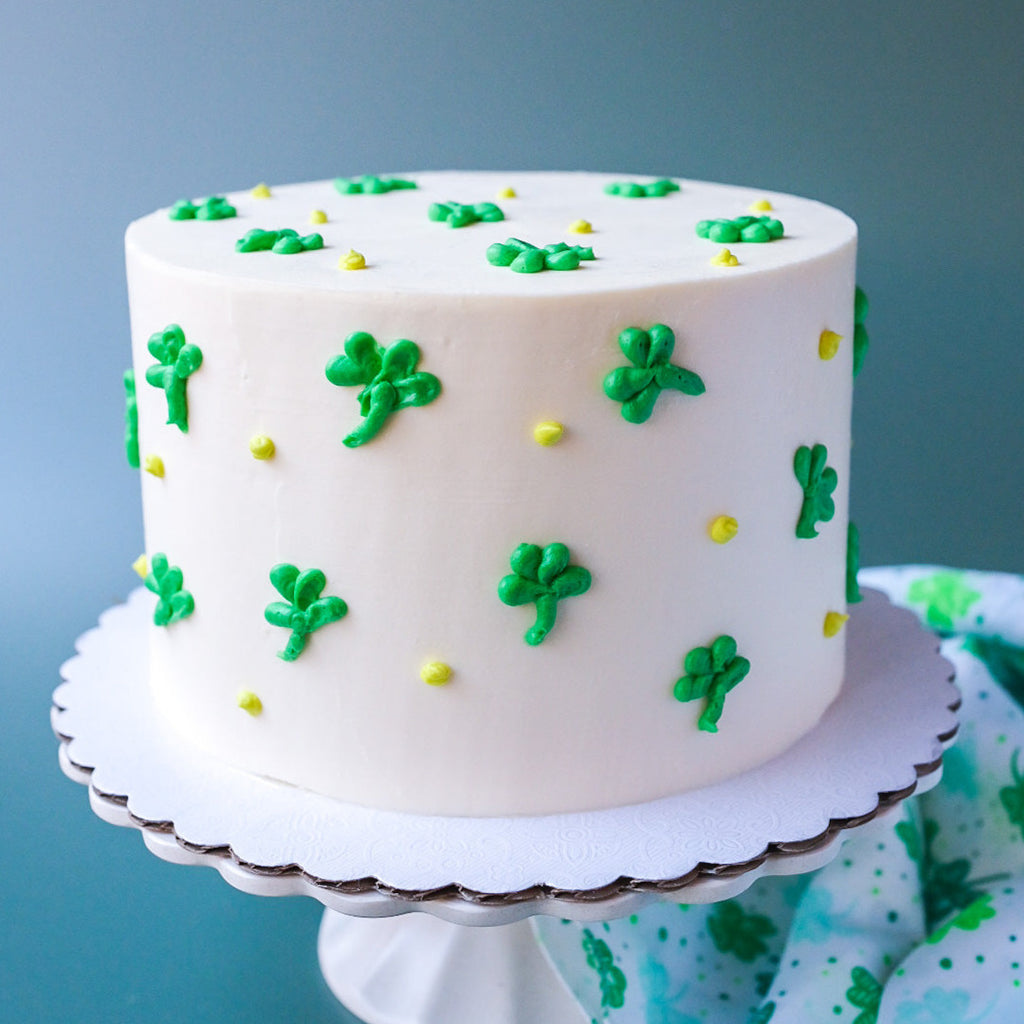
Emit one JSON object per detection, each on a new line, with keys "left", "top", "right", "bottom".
{"left": 126, "top": 171, "right": 857, "bottom": 816}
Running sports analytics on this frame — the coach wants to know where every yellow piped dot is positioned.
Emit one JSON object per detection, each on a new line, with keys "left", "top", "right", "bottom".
{"left": 143, "top": 454, "right": 165, "bottom": 477}
{"left": 823, "top": 611, "right": 850, "bottom": 638}
{"left": 709, "top": 515, "right": 739, "bottom": 544}
{"left": 711, "top": 248, "right": 739, "bottom": 268}
{"left": 237, "top": 689, "right": 264, "bottom": 715}
{"left": 249, "top": 434, "right": 276, "bottom": 460}
{"left": 819, "top": 330, "right": 843, "bottom": 360}
{"left": 496, "top": 187, "right": 517, "bottom": 199}
{"left": 420, "top": 661, "right": 452, "bottom": 686}
{"left": 251, "top": 182, "right": 272, "bottom": 199}
{"left": 533, "top": 420, "right": 565, "bottom": 446}
{"left": 339, "top": 249, "right": 366, "bottom": 271}
{"left": 132, "top": 554, "right": 149, "bottom": 579}
{"left": 568, "top": 219, "right": 592, "bottom": 234}
{"left": 749, "top": 198, "right": 773, "bottom": 212}
{"left": 309, "top": 209, "right": 327, "bottom": 225}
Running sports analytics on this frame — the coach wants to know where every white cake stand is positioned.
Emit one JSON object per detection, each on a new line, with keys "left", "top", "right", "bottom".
{"left": 54, "top": 589, "right": 957, "bottom": 1024}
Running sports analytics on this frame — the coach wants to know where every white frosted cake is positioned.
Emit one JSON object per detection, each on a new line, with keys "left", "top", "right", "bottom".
{"left": 124, "top": 170, "right": 861, "bottom": 817}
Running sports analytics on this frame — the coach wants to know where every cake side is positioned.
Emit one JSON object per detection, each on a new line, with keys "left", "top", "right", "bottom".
{"left": 126, "top": 171, "right": 857, "bottom": 816}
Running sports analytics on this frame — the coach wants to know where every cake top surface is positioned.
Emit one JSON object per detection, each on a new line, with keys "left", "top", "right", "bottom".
{"left": 126, "top": 170, "right": 856, "bottom": 298}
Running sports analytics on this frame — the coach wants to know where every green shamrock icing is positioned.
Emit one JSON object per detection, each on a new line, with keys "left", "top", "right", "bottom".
{"left": 264, "top": 563, "right": 348, "bottom": 662}
{"left": 498, "top": 542, "right": 592, "bottom": 646}
{"left": 428, "top": 200, "right": 504, "bottom": 228}
{"left": 706, "top": 900, "right": 777, "bottom": 962}
{"left": 999, "top": 748, "right": 1024, "bottom": 839}
{"left": 235, "top": 228, "right": 324, "bottom": 254}
{"left": 846, "top": 521, "right": 863, "bottom": 603}
{"left": 793, "top": 443, "right": 838, "bottom": 538}
{"left": 325, "top": 332, "right": 442, "bottom": 448}
{"left": 169, "top": 195, "right": 236, "bottom": 221}
{"left": 145, "top": 324, "right": 203, "bottom": 433}
{"left": 145, "top": 553, "right": 194, "bottom": 627}
{"left": 845, "top": 965, "right": 882, "bottom": 1024}
{"left": 927, "top": 892, "right": 997, "bottom": 945}
{"left": 581, "top": 928, "right": 627, "bottom": 1009}
{"left": 696, "top": 215, "right": 784, "bottom": 244}
{"left": 123, "top": 368, "right": 139, "bottom": 468}
{"left": 486, "top": 237, "right": 595, "bottom": 273}
{"left": 673, "top": 635, "right": 751, "bottom": 732}
{"left": 333, "top": 175, "right": 417, "bottom": 194}
{"left": 603, "top": 324, "right": 706, "bottom": 424}
{"left": 604, "top": 178, "right": 679, "bottom": 198}
{"left": 896, "top": 818, "right": 1008, "bottom": 931}
{"left": 854, "top": 285, "right": 869, "bottom": 377}
{"left": 907, "top": 572, "right": 981, "bottom": 632}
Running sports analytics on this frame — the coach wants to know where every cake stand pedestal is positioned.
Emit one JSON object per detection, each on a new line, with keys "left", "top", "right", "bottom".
{"left": 54, "top": 590, "right": 957, "bottom": 1024}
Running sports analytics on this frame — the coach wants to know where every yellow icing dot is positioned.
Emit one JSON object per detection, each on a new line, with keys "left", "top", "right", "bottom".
{"left": 309, "top": 209, "right": 327, "bottom": 225}
{"left": 823, "top": 611, "right": 850, "bottom": 638}
{"left": 568, "top": 219, "right": 592, "bottom": 234}
{"left": 237, "top": 689, "right": 264, "bottom": 715}
{"left": 709, "top": 515, "right": 739, "bottom": 544}
{"left": 749, "top": 198, "right": 773, "bottom": 212}
{"left": 249, "top": 434, "right": 276, "bottom": 460}
{"left": 143, "top": 454, "right": 165, "bottom": 477}
{"left": 420, "top": 661, "right": 452, "bottom": 686}
{"left": 711, "top": 248, "right": 739, "bottom": 268}
{"left": 339, "top": 249, "right": 366, "bottom": 271}
{"left": 819, "top": 330, "right": 843, "bottom": 360}
{"left": 533, "top": 420, "right": 565, "bottom": 446}
{"left": 132, "top": 554, "right": 148, "bottom": 579}
{"left": 251, "top": 182, "right": 272, "bottom": 199}
{"left": 496, "top": 187, "right": 517, "bottom": 199}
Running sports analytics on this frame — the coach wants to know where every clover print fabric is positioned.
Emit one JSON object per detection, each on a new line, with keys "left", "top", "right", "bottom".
{"left": 533, "top": 567, "right": 1024, "bottom": 1023}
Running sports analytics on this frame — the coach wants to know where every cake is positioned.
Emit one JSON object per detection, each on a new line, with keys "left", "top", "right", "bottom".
{"left": 123, "top": 171, "right": 863, "bottom": 817}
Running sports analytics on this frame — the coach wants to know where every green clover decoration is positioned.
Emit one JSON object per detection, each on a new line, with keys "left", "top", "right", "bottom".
{"left": 845, "top": 965, "right": 882, "bottom": 1024}
{"left": 169, "top": 195, "right": 237, "bottom": 221}
{"left": 333, "top": 175, "right": 417, "bottom": 194}
{"left": 498, "top": 542, "right": 592, "bottom": 646}
{"left": 846, "top": 521, "right": 863, "bottom": 603}
{"left": 604, "top": 178, "right": 679, "bottom": 198}
{"left": 853, "top": 285, "right": 869, "bottom": 377}
{"left": 325, "top": 332, "right": 442, "bottom": 448}
{"left": 581, "top": 929, "right": 627, "bottom": 1009}
{"left": 696, "top": 215, "right": 784, "bottom": 244}
{"left": 486, "top": 237, "right": 595, "bottom": 273}
{"left": 706, "top": 900, "right": 777, "bottom": 962}
{"left": 907, "top": 571, "right": 981, "bottom": 632}
{"left": 603, "top": 324, "right": 705, "bottom": 424}
{"left": 999, "top": 748, "right": 1024, "bottom": 839}
{"left": 428, "top": 200, "right": 504, "bottom": 228}
{"left": 235, "top": 228, "right": 324, "bottom": 254}
{"left": 145, "top": 553, "right": 195, "bottom": 627}
{"left": 145, "top": 324, "right": 203, "bottom": 433}
{"left": 793, "top": 443, "right": 838, "bottom": 539}
{"left": 264, "top": 563, "right": 348, "bottom": 662}
{"left": 123, "top": 368, "right": 140, "bottom": 468}
{"left": 673, "top": 635, "right": 750, "bottom": 733}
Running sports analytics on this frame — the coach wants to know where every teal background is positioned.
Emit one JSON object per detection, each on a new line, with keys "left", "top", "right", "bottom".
{"left": 1, "top": 2, "right": 1020, "bottom": 1021}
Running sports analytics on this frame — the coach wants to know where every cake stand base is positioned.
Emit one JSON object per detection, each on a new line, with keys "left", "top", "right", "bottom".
{"left": 319, "top": 912, "right": 587, "bottom": 1024}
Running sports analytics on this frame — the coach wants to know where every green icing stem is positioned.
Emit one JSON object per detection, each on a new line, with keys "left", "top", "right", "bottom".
{"left": 264, "top": 563, "right": 348, "bottom": 661}
{"left": 673, "top": 634, "right": 750, "bottom": 732}
{"left": 696, "top": 215, "right": 784, "bottom": 243}
{"left": 486, "top": 237, "right": 595, "bottom": 273}
{"left": 325, "top": 332, "right": 441, "bottom": 447}
{"left": 145, "top": 324, "right": 202, "bottom": 433}
{"left": 603, "top": 324, "right": 705, "bottom": 423}
{"left": 793, "top": 443, "right": 838, "bottom": 538}
{"left": 144, "top": 553, "right": 194, "bottom": 626}
{"left": 498, "top": 542, "right": 591, "bottom": 645}
{"left": 333, "top": 175, "right": 417, "bottom": 194}
{"left": 123, "top": 368, "right": 139, "bottom": 468}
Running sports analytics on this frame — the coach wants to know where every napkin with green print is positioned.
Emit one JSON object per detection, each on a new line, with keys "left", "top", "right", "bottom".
{"left": 533, "top": 567, "right": 1024, "bottom": 1023}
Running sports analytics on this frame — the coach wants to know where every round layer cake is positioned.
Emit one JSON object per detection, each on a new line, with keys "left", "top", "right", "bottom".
{"left": 125, "top": 171, "right": 858, "bottom": 816}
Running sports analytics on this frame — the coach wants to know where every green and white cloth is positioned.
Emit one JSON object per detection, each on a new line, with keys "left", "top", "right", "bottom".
{"left": 535, "top": 567, "right": 1024, "bottom": 1023}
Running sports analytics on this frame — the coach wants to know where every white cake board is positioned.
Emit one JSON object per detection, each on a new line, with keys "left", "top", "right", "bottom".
{"left": 54, "top": 589, "right": 957, "bottom": 1024}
